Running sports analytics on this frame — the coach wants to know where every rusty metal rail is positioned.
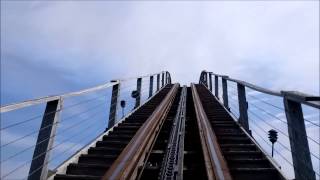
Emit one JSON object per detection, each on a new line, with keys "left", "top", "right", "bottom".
{"left": 191, "top": 83, "right": 232, "bottom": 180}
{"left": 102, "top": 84, "right": 179, "bottom": 179}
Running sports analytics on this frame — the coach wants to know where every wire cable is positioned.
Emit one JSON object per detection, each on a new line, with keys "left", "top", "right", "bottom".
{"left": 1, "top": 100, "right": 107, "bottom": 148}
{"left": 1, "top": 107, "right": 106, "bottom": 163}
{"left": 0, "top": 92, "right": 108, "bottom": 130}
{"left": 25, "top": 123, "right": 105, "bottom": 179}
{"left": 251, "top": 125, "right": 320, "bottom": 177}
{"left": 249, "top": 118, "right": 319, "bottom": 160}
{"left": 249, "top": 102, "right": 288, "bottom": 125}
{"left": 249, "top": 108, "right": 320, "bottom": 145}
{"left": 250, "top": 126, "right": 293, "bottom": 167}
{"left": 247, "top": 93, "right": 284, "bottom": 111}
{"left": 2, "top": 117, "right": 105, "bottom": 179}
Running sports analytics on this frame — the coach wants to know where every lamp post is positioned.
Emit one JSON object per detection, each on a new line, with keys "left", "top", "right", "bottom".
{"left": 268, "top": 129, "right": 278, "bottom": 157}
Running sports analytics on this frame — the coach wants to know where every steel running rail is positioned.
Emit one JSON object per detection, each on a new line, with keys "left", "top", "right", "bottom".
{"left": 159, "top": 86, "right": 187, "bottom": 180}
{"left": 191, "top": 83, "right": 232, "bottom": 180}
{"left": 102, "top": 84, "right": 179, "bottom": 179}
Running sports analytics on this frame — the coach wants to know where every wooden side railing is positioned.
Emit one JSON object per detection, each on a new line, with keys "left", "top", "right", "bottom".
{"left": 102, "top": 84, "right": 179, "bottom": 179}
{"left": 199, "top": 70, "right": 320, "bottom": 180}
{"left": 0, "top": 71, "right": 172, "bottom": 180}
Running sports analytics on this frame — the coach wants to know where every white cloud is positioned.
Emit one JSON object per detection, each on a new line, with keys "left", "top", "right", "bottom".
{"left": 1, "top": 2, "right": 319, "bottom": 178}
{"left": 1, "top": 1, "right": 319, "bottom": 95}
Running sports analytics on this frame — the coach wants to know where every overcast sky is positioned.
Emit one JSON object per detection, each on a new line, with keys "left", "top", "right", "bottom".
{"left": 1, "top": 1, "right": 319, "bottom": 179}
{"left": 1, "top": 1, "right": 319, "bottom": 105}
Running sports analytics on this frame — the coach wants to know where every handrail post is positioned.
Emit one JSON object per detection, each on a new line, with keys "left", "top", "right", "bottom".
{"left": 237, "top": 83, "right": 249, "bottom": 132}
{"left": 157, "top": 74, "right": 160, "bottom": 91}
{"left": 166, "top": 71, "right": 169, "bottom": 84}
{"left": 149, "top": 75, "right": 154, "bottom": 98}
{"left": 209, "top": 73, "right": 213, "bottom": 92}
{"left": 215, "top": 75, "right": 219, "bottom": 98}
{"left": 162, "top": 72, "right": 165, "bottom": 87}
{"left": 108, "top": 81, "right": 120, "bottom": 128}
{"left": 28, "top": 98, "right": 62, "bottom": 180}
{"left": 166, "top": 72, "right": 170, "bottom": 84}
{"left": 204, "top": 72, "right": 208, "bottom": 87}
{"left": 135, "top": 78, "right": 142, "bottom": 108}
{"left": 222, "top": 76, "right": 229, "bottom": 110}
{"left": 282, "top": 92, "right": 315, "bottom": 180}
{"left": 166, "top": 71, "right": 171, "bottom": 84}
{"left": 200, "top": 71, "right": 208, "bottom": 87}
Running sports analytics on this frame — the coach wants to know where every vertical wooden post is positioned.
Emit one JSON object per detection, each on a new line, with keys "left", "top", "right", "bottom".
{"left": 135, "top": 78, "right": 142, "bottom": 108}
{"left": 108, "top": 81, "right": 120, "bottom": 128}
{"left": 149, "top": 76, "right": 154, "bottom": 98}
{"left": 162, "top": 72, "right": 165, "bottom": 87}
{"left": 237, "top": 83, "right": 249, "bottom": 132}
{"left": 204, "top": 72, "right": 208, "bottom": 87}
{"left": 167, "top": 72, "right": 171, "bottom": 84}
{"left": 283, "top": 92, "right": 315, "bottom": 180}
{"left": 209, "top": 73, "right": 213, "bottom": 92}
{"left": 165, "top": 72, "right": 168, "bottom": 84}
{"left": 222, "top": 76, "right": 229, "bottom": 110}
{"left": 28, "top": 98, "right": 62, "bottom": 180}
{"left": 215, "top": 76, "right": 219, "bottom": 98}
{"left": 157, "top": 74, "right": 160, "bottom": 91}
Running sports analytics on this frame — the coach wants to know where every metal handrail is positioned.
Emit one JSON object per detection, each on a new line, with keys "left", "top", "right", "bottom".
{"left": 118, "top": 71, "right": 167, "bottom": 82}
{"left": 202, "top": 71, "right": 320, "bottom": 109}
{"left": 0, "top": 81, "right": 118, "bottom": 113}
{"left": 226, "top": 77, "right": 281, "bottom": 97}
{"left": 0, "top": 71, "right": 170, "bottom": 113}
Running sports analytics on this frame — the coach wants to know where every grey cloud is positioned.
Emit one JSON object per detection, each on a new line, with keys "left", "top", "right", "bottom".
{"left": 1, "top": 1, "right": 319, "bottom": 99}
